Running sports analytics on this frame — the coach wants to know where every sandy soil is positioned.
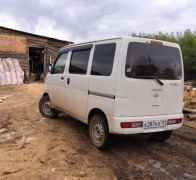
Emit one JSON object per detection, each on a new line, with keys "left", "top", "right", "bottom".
{"left": 0, "top": 83, "right": 196, "bottom": 180}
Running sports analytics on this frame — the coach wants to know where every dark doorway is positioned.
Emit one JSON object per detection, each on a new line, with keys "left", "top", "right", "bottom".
{"left": 29, "top": 47, "right": 44, "bottom": 81}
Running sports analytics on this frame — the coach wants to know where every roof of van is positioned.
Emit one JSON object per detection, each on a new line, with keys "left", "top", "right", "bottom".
{"left": 62, "top": 37, "right": 122, "bottom": 48}
{"left": 61, "top": 36, "right": 179, "bottom": 50}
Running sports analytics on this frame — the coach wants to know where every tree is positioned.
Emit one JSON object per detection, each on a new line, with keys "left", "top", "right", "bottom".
{"left": 179, "top": 32, "right": 196, "bottom": 67}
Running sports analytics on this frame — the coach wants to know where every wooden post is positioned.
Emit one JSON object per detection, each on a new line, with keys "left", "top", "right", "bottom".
{"left": 43, "top": 47, "right": 48, "bottom": 80}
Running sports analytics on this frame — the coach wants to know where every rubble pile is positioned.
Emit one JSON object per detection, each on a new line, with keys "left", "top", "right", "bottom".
{"left": 184, "top": 82, "right": 196, "bottom": 111}
{"left": 0, "top": 58, "right": 24, "bottom": 85}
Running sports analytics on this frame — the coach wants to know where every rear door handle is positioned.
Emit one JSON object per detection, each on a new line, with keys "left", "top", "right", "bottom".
{"left": 60, "top": 76, "right": 64, "bottom": 80}
{"left": 67, "top": 78, "right": 70, "bottom": 85}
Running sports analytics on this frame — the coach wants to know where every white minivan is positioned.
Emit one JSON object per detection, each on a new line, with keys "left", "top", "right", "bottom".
{"left": 39, "top": 37, "right": 184, "bottom": 149}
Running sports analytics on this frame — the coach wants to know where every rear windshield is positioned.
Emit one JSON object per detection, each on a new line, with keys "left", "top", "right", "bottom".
{"left": 125, "top": 42, "right": 182, "bottom": 80}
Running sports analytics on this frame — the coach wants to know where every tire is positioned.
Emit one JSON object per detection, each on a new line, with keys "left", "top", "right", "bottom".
{"left": 149, "top": 131, "right": 173, "bottom": 142}
{"left": 89, "top": 114, "right": 110, "bottom": 150}
{"left": 39, "top": 95, "right": 58, "bottom": 118}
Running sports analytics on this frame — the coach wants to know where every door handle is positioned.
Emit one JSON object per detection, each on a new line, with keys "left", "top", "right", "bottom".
{"left": 60, "top": 76, "right": 64, "bottom": 80}
{"left": 67, "top": 78, "right": 70, "bottom": 85}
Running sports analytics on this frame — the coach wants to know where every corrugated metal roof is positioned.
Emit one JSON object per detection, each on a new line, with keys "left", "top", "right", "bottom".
{"left": 0, "top": 26, "right": 73, "bottom": 44}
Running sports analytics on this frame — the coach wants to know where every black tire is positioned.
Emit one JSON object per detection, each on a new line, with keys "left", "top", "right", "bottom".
{"left": 150, "top": 131, "right": 173, "bottom": 142}
{"left": 89, "top": 114, "right": 110, "bottom": 150}
{"left": 39, "top": 95, "right": 58, "bottom": 118}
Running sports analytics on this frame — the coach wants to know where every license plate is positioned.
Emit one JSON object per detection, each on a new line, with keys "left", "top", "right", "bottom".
{"left": 143, "top": 120, "right": 167, "bottom": 129}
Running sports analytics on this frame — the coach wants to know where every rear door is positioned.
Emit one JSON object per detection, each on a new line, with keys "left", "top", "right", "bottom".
{"left": 116, "top": 39, "right": 184, "bottom": 117}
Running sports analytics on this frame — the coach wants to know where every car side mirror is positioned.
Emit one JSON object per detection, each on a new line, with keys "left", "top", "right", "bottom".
{"left": 48, "top": 64, "right": 53, "bottom": 73}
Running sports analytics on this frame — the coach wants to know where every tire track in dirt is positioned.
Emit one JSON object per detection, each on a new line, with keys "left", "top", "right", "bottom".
{"left": 168, "top": 138, "right": 196, "bottom": 163}
{"left": 102, "top": 150, "right": 131, "bottom": 180}
{"left": 98, "top": 135, "right": 155, "bottom": 180}
{"left": 102, "top": 132, "right": 196, "bottom": 180}
{"left": 142, "top": 134, "right": 196, "bottom": 179}
{"left": 174, "top": 127, "right": 196, "bottom": 145}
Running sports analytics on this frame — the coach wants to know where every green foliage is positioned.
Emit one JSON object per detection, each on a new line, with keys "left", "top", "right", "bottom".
{"left": 155, "top": 32, "right": 178, "bottom": 43}
{"left": 179, "top": 32, "right": 196, "bottom": 70}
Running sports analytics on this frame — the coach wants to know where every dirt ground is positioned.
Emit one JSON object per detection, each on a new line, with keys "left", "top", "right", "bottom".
{"left": 1, "top": 83, "right": 196, "bottom": 180}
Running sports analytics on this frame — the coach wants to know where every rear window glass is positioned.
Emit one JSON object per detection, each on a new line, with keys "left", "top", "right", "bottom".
{"left": 91, "top": 43, "right": 116, "bottom": 76}
{"left": 125, "top": 42, "right": 182, "bottom": 80}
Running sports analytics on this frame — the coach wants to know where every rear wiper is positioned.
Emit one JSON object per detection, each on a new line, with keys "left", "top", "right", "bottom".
{"left": 154, "top": 76, "right": 164, "bottom": 86}
{"left": 132, "top": 75, "right": 164, "bottom": 86}
{"left": 143, "top": 75, "right": 164, "bottom": 86}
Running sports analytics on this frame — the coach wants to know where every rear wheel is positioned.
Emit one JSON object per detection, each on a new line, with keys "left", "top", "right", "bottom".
{"left": 39, "top": 95, "right": 58, "bottom": 118}
{"left": 89, "top": 114, "right": 110, "bottom": 150}
{"left": 150, "top": 131, "right": 173, "bottom": 142}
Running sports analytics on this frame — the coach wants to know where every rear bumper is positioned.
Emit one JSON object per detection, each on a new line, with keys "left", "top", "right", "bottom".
{"left": 110, "top": 114, "right": 184, "bottom": 135}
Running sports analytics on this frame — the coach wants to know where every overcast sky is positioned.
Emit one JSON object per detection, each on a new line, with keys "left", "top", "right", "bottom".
{"left": 0, "top": 0, "right": 195, "bottom": 42}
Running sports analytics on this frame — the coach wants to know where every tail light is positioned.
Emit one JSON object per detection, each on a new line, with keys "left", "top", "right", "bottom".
{"left": 120, "top": 121, "right": 143, "bottom": 128}
{"left": 167, "top": 118, "right": 182, "bottom": 125}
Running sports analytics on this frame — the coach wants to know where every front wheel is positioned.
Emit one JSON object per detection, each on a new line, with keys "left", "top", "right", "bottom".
{"left": 39, "top": 95, "right": 58, "bottom": 118}
{"left": 89, "top": 114, "right": 110, "bottom": 150}
{"left": 149, "top": 131, "right": 173, "bottom": 142}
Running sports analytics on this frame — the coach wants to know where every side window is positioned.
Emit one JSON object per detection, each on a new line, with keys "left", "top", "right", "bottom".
{"left": 53, "top": 53, "right": 68, "bottom": 74}
{"left": 91, "top": 43, "right": 116, "bottom": 76}
{"left": 69, "top": 48, "right": 91, "bottom": 74}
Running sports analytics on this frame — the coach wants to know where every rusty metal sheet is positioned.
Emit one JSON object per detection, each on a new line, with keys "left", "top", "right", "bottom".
{"left": 0, "top": 35, "right": 27, "bottom": 54}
